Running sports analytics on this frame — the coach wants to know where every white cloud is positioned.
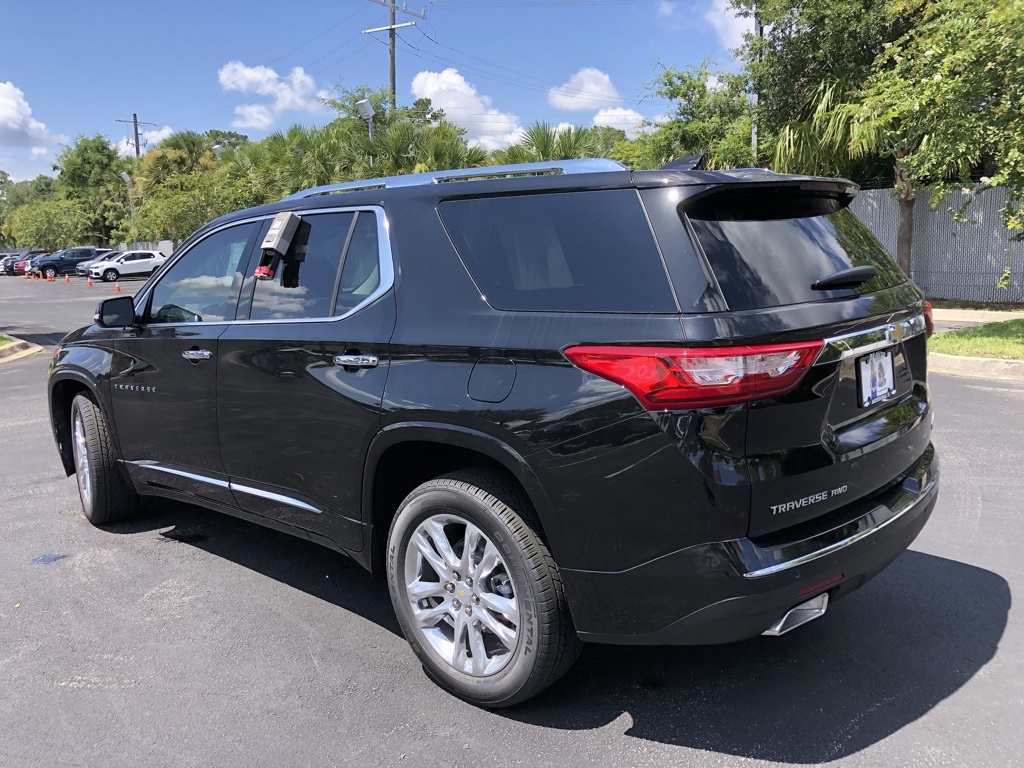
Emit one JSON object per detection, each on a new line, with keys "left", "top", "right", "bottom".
{"left": 30, "top": 146, "right": 48, "bottom": 157}
{"left": 411, "top": 68, "right": 523, "bottom": 151}
{"left": 0, "top": 81, "right": 65, "bottom": 150}
{"left": 704, "top": 0, "right": 752, "bottom": 52}
{"left": 218, "top": 61, "right": 328, "bottom": 130}
{"left": 548, "top": 67, "right": 621, "bottom": 111}
{"left": 593, "top": 107, "right": 645, "bottom": 139}
{"left": 658, "top": 1, "right": 675, "bottom": 17}
{"left": 115, "top": 125, "right": 174, "bottom": 158}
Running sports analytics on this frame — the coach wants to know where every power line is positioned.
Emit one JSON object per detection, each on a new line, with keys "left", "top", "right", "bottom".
{"left": 115, "top": 114, "right": 160, "bottom": 157}
{"left": 147, "top": 4, "right": 374, "bottom": 121}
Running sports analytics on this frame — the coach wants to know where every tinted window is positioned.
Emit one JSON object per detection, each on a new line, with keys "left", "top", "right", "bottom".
{"left": 250, "top": 212, "right": 355, "bottom": 320}
{"left": 439, "top": 190, "right": 676, "bottom": 313}
{"left": 148, "top": 222, "right": 257, "bottom": 324}
{"left": 687, "top": 201, "right": 906, "bottom": 311}
{"left": 334, "top": 211, "right": 380, "bottom": 315}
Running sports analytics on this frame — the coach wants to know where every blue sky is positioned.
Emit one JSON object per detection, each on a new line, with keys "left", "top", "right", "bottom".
{"left": 0, "top": 0, "right": 749, "bottom": 180}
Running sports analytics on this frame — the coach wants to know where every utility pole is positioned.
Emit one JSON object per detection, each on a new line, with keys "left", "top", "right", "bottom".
{"left": 116, "top": 114, "right": 160, "bottom": 157}
{"left": 751, "top": 9, "right": 764, "bottom": 164}
{"left": 364, "top": 0, "right": 425, "bottom": 110}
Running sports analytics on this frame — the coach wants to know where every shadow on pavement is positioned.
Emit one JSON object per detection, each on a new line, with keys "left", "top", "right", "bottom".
{"left": 105, "top": 501, "right": 1008, "bottom": 763}
{"left": 507, "top": 550, "right": 1008, "bottom": 763}
{"left": 105, "top": 498, "right": 403, "bottom": 638}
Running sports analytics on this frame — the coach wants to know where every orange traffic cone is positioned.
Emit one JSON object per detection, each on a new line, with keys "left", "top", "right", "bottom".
{"left": 86, "top": 276, "right": 93, "bottom": 287}
{"left": 64, "top": 274, "right": 70, "bottom": 283}
{"left": 114, "top": 281, "right": 121, "bottom": 293}
{"left": 47, "top": 274, "right": 54, "bottom": 282}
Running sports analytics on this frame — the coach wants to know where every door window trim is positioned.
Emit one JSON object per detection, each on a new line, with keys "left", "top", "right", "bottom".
{"left": 133, "top": 215, "right": 267, "bottom": 327}
{"left": 233, "top": 205, "right": 394, "bottom": 325}
{"left": 134, "top": 206, "right": 394, "bottom": 327}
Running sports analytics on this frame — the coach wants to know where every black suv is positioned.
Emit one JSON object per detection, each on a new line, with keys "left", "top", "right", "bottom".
{"left": 48, "top": 159, "right": 939, "bottom": 707}
{"left": 32, "top": 247, "right": 102, "bottom": 279}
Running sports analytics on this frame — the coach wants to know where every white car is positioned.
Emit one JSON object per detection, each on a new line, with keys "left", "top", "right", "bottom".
{"left": 88, "top": 250, "right": 166, "bottom": 282}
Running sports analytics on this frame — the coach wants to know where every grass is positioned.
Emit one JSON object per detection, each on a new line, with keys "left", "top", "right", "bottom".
{"left": 928, "top": 298, "right": 1024, "bottom": 312}
{"left": 0, "top": 334, "right": 11, "bottom": 348}
{"left": 930, "top": 318, "right": 1024, "bottom": 359}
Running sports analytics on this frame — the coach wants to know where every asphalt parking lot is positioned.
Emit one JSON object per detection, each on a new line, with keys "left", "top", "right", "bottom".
{"left": 2, "top": 275, "right": 1023, "bottom": 767}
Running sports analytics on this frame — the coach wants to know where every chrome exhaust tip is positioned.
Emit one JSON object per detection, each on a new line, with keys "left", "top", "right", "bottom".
{"left": 762, "top": 593, "right": 829, "bottom": 637}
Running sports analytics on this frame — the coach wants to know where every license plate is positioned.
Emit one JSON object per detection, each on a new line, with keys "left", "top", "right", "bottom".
{"left": 858, "top": 348, "right": 896, "bottom": 407}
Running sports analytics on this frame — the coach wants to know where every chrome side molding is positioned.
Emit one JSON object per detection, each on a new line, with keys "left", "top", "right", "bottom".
{"left": 123, "top": 460, "right": 321, "bottom": 514}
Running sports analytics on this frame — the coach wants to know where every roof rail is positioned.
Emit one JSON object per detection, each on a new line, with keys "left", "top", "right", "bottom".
{"left": 285, "top": 158, "right": 629, "bottom": 200}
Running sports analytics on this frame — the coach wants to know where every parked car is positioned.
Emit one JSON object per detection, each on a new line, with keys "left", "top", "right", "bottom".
{"left": 31, "top": 247, "right": 102, "bottom": 279}
{"left": 15, "top": 252, "right": 49, "bottom": 276}
{"left": 77, "top": 250, "right": 122, "bottom": 276}
{"left": 87, "top": 250, "right": 165, "bottom": 282}
{"left": 0, "top": 252, "right": 37, "bottom": 275}
{"left": 48, "top": 158, "right": 939, "bottom": 707}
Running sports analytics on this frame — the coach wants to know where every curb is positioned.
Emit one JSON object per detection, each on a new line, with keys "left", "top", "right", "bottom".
{"left": 0, "top": 336, "right": 44, "bottom": 363}
{"left": 929, "top": 352, "right": 1024, "bottom": 381}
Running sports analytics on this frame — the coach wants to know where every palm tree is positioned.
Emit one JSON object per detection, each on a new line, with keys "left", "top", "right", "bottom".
{"left": 773, "top": 83, "right": 917, "bottom": 275}
{"left": 499, "top": 122, "right": 600, "bottom": 164}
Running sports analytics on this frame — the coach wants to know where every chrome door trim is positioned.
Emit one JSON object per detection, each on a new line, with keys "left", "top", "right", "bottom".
{"left": 229, "top": 482, "right": 322, "bottom": 514}
{"left": 122, "top": 460, "right": 231, "bottom": 489}
{"left": 134, "top": 206, "right": 395, "bottom": 328}
{"left": 814, "top": 312, "right": 927, "bottom": 366}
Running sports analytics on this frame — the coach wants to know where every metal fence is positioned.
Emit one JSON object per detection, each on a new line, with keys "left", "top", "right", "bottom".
{"left": 852, "top": 186, "right": 1024, "bottom": 303}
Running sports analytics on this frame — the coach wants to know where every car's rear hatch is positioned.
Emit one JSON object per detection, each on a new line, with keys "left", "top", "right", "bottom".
{"left": 638, "top": 177, "right": 933, "bottom": 540}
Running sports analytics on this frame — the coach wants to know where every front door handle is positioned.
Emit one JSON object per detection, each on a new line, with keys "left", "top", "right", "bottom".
{"left": 182, "top": 349, "right": 212, "bottom": 361}
{"left": 333, "top": 354, "right": 378, "bottom": 369}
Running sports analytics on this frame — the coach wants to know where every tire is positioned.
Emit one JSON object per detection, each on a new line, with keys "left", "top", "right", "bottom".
{"left": 43, "top": 266, "right": 57, "bottom": 279}
{"left": 387, "top": 468, "right": 582, "bottom": 708}
{"left": 102, "top": 269, "right": 118, "bottom": 282}
{"left": 70, "top": 394, "right": 139, "bottom": 525}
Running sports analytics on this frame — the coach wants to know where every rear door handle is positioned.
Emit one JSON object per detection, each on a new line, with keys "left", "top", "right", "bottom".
{"left": 333, "top": 354, "right": 378, "bottom": 369}
{"left": 182, "top": 349, "right": 212, "bottom": 361}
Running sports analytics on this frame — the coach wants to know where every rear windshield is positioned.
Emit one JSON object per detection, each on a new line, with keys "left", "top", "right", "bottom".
{"left": 439, "top": 190, "right": 677, "bottom": 313}
{"left": 686, "top": 195, "right": 906, "bottom": 310}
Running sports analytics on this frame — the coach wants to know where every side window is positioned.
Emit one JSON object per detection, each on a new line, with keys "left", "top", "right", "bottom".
{"left": 335, "top": 211, "right": 381, "bottom": 315}
{"left": 250, "top": 212, "right": 355, "bottom": 321}
{"left": 147, "top": 222, "right": 258, "bottom": 324}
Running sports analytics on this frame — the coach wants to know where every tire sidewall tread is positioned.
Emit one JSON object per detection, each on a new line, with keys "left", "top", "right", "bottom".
{"left": 387, "top": 468, "right": 581, "bottom": 708}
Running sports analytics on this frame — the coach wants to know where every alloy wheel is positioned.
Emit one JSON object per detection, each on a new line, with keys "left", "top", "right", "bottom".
{"left": 403, "top": 513, "right": 520, "bottom": 677}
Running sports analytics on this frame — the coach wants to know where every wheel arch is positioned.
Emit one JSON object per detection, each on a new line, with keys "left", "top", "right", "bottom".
{"left": 362, "top": 423, "right": 565, "bottom": 578}
{"left": 49, "top": 371, "right": 106, "bottom": 477}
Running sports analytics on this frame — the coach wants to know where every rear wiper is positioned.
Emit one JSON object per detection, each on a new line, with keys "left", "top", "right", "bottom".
{"left": 811, "top": 265, "right": 877, "bottom": 290}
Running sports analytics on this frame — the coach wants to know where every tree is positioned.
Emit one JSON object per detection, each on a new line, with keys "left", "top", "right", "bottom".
{"left": 856, "top": 0, "right": 1024, "bottom": 231}
{"left": 52, "top": 134, "right": 127, "bottom": 244}
{"left": 9, "top": 199, "right": 92, "bottom": 249}
{"left": 619, "top": 61, "right": 753, "bottom": 170}
{"left": 772, "top": 0, "right": 1024, "bottom": 277}
{"left": 733, "top": 1, "right": 917, "bottom": 139}
{"left": 498, "top": 123, "right": 600, "bottom": 163}
{"left": 591, "top": 126, "right": 627, "bottom": 156}
{"left": 204, "top": 129, "right": 249, "bottom": 150}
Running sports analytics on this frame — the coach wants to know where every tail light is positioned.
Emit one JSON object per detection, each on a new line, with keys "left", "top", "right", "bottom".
{"left": 563, "top": 341, "right": 824, "bottom": 410}
{"left": 923, "top": 300, "right": 935, "bottom": 337}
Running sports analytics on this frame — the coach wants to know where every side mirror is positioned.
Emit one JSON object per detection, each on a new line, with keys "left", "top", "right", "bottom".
{"left": 95, "top": 296, "right": 137, "bottom": 328}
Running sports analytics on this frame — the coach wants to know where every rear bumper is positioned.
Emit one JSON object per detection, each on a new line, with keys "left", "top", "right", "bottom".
{"left": 564, "top": 444, "right": 939, "bottom": 644}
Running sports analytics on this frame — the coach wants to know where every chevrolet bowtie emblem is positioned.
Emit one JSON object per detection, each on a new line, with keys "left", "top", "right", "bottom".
{"left": 886, "top": 324, "right": 905, "bottom": 343}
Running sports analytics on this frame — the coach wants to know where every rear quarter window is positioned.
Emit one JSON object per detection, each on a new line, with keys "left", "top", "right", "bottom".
{"left": 686, "top": 195, "right": 906, "bottom": 310}
{"left": 439, "top": 189, "right": 677, "bottom": 313}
